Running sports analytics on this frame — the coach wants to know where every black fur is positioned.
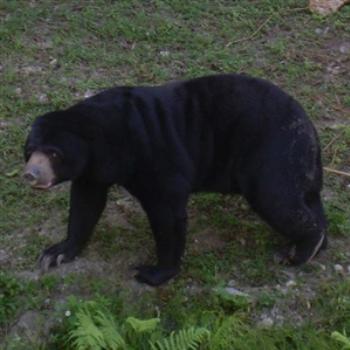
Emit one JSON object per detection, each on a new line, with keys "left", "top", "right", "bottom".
{"left": 24, "top": 74, "right": 327, "bottom": 286}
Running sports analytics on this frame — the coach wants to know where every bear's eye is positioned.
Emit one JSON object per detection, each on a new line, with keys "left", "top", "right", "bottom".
{"left": 49, "top": 150, "right": 62, "bottom": 161}
{"left": 26, "top": 146, "right": 34, "bottom": 155}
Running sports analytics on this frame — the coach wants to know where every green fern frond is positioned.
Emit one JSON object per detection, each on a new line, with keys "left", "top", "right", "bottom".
{"left": 67, "top": 308, "right": 107, "bottom": 350}
{"left": 126, "top": 316, "right": 160, "bottom": 333}
{"left": 150, "top": 327, "right": 210, "bottom": 350}
{"left": 67, "top": 305, "right": 126, "bottom": 350}
{"left": 331, "top": 331, "right": 350, "bottom": 349}
{"left": 95, "top": 311, "right": 126, "bottom": 349}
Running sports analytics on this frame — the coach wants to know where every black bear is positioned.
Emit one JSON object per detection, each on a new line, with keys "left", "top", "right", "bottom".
{"left": 24, "top": 74, "right": 327, "bottom": 286}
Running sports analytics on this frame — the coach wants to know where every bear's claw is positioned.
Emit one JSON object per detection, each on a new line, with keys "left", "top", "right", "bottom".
{"left": 38, "top": 240, "right": 78, "bottom": 273}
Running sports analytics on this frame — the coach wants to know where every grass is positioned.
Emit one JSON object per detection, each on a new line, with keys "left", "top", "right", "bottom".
{"left": 1, "top": 0, "right": 350, "bottom": 348}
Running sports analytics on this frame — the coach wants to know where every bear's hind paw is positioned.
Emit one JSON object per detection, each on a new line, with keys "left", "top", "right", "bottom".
{"left": 134, "top": 265, "right": 179, "bottom": 286}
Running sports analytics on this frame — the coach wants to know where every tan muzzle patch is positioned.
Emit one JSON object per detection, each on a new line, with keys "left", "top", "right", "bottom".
{"left": 23, "top": 151, "right": 55, "bottom": 189}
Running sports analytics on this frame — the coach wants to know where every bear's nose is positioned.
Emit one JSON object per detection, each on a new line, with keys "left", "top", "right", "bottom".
{"left": 23, "top": 167, "right": 40, "bottom": 184}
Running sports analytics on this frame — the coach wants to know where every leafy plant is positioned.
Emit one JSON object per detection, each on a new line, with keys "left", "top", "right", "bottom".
{"left": 65, "top": 300, "right": 209, "bottom": 350}
{"left": 206, "top": 316, "right": 335, "bottom": 350}
{"left": 126, "top": 316, "right": 160, "bottom": 333}
{"left": 150, "top": 327, "right": 210, "bottom": 350}
{"left": 0, "top": 271, "right": 24, "bottom": 326}
{"left": 214, "top": 287, "right": 251, "bottom": 312}
{"left": 332, "top": 331, "right": 350, "bottom": 349}
{"left": 67, "top": 303, "right": 125, "bottom": 350}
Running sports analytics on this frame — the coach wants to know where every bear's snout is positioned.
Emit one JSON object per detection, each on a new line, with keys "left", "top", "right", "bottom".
{"left": 23, "top": 152, "right": 55, "bottom": 189}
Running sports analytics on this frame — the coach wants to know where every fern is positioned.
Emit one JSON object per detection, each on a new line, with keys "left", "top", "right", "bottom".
{"left": 67, "top": 308, "right": 107, "bottom": 350}
{"left": 150, "top": 327, "right": 210, "bottom": 350}
{"left": 331, "top": 331, "right": 350, "bottom": 349}
{"left": 64, "top": 300, "right": 210, "bottom": 350}
{"left": 67, "top": 304, "right": 125, "bottom": 350}
{"left": 126, "top": 316, "right": 160, "bottom": 333}
{"left": 95, "top": 311, "right": 126, "bottom": 349}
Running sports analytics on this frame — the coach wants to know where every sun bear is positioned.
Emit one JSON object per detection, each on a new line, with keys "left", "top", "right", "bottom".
{"left": 23, "top": 74, "right": 327, "bottom": 286}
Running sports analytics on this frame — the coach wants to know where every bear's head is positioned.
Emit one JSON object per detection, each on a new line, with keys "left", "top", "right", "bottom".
{"left": 23, "top": 111, "right": 89, "bottom": 189}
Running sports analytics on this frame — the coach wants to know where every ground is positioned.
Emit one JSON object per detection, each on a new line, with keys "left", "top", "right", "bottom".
{"left": 0, "top": 1, "right": 350, "bottom": 349}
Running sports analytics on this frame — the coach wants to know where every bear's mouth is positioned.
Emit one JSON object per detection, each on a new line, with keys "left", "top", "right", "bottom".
{"left": 23, "top": 151, "right": 56, "bottom": 190}
{"left": 25, "top": 177, "right": 54, "bottom": 190}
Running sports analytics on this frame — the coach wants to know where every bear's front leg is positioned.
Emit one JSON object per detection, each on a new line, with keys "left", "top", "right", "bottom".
{"left": 135, "top": 200, "right": 188, "bottom": 286}
{"left": 39, "top": 179, "right": 108, "bottom": 272}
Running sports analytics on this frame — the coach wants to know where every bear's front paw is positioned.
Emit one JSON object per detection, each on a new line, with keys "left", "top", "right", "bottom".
{"left": 134, "top": 265, "right": 179, "bottom": 286}
{"left": 38, "top": 240, "right": 79, "bottom": 273}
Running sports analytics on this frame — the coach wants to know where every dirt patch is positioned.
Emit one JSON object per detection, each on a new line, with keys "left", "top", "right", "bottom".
{"left": 190, "top": 228, "right": 228, "bottom": 253}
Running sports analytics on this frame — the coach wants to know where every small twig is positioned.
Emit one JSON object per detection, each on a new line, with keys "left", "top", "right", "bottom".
{"left": 323, "top": 130, "right": 344, "bottom": 153}
{"left": 285, "top": 7, "right": 309, "bottom": 13}
{"left": 323, "top": 166, "right": 350, "bottom": 178}
{"left": 226, "top": 13, "right": 274, "bottom": 47}
{"left": 225, "top": 5, "right": 310, "bottom": 48}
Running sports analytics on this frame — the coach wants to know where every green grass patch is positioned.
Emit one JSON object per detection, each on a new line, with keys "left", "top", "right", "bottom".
{"left": 1, "top": 0, "right": 350, "bottom": 348}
